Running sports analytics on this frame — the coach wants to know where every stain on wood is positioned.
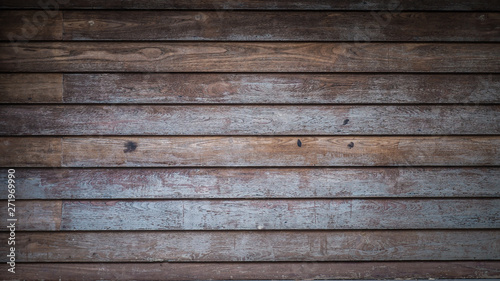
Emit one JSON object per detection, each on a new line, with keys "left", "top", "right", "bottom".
{"left": 1, "top": 42, "right": 499, "bottom": 73}
{"left": 1, "top": 168, "right": 499, "bottom": 199}
{"left": 2, "top": 231, "right": 498, "bottom": 262}
{"left": 62, "top": 73, "right": 500, "bottom": 104}
{"left": 123, "top": 141, "right": 137, "bottom": 153}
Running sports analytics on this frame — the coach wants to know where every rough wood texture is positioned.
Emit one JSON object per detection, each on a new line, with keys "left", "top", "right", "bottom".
{"left": 2, "top": 168, "right": 498, "bottom": 199}
{"left": 1, "top": 0, "right": 498, "bottom": 11}
{"left": 60, "top": 136, "right": 500, "bottom": 167}
{"left": 0, "top": 138, "right": 61, "bottom": 167}
{"left": 6, "top": 199, "right": 497, "bottom": 231}
{"left": 2, "top": 105, "right": 498, "bottom": 135}
{"left": 0, "top": 10, "right": 63, "bottom": 41}
{"left": 1, "top": 231, "right": 498, "bottom": 262}
{"left": 4, "top": 200, "right": 62, "bottom": 231}
{"left": 1, "top": 42, "right": 499, "bottom": 73}
{"left": 12, "top": 262, "right": 500, "bottom": 280}
{"left": 62, "top": 11, "right": 500, "bottom": 41}
{"left": 63, "top": 73, "right": 500, "bottom": 104}
{"left": 0, "top": 74, "right": 63, "bottom": 103}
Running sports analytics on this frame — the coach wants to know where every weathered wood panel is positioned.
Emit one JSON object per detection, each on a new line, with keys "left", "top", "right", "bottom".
{"left": 0, "top": 74, "right": 63, "bottom": 103}
{"left": 63, "top": 73, "right": 500, "bottom": 104}
{"left": 0, "top": 10, "right": 63, "bottom": 41}
{"left": 60, "top": 137, "right": 500, "bottom": 167}
{"left": 2, "top": 105, "right": 498, "bottom": 135}
{"left": 12, "top": 262, "right": 500, "bottom": 280}
{"left": 2, "top": 168, "right": 498, "bottom": 199}
{"left": 1, "top": 42, "right": 499, "bottom": 73}
{"left": 0, "top": 138, "right": 61, "bottom": 167}
{"left": 1, "top": 0, "right": 498, "bottom": 11}
{"left": 4, "top": 200, "right": 62, "bottom": 231}
{"left": 62, "top": 11, "right": 500, "bottom": 41}
{"left": 1, "top": 231, "right": 498, "bottom": 262}
{"left": 5, "top": 199, "right": 497, "bottom": 231}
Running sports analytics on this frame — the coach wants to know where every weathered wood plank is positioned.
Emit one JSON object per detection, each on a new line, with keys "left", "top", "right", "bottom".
{"left": 1, "top": 200, "right": 62, "bottom": 231}
{"left": 62, "top": 11, "right": 500, "bottom": 41}
{"left": 0, "top": 138, "right": 61, "bottom": 167}
{"left": 2, "top": 168, "right": 498, "bottom": 199}
{"left": 2, "top": 105, "right": 498, "bottom": 135}
{"left": 3, "top": 199, "right": 492, "bottom": 230}
{"left": 1, "top": 231, "right": 498, "bottom": 261}
{"left": 60, "top": 137, "right": 500, "bottom": 167}
{"left": 0, "top": 10, "right": 63, "bottom": 41}
{"left": 1, "top": 0, "right": 498, "bottom": 11}
{"left": 0, "top": 74, "right": 63, "bottom": 103}
{"left": 1, "top": 42, "right": 499, "bottom": 73}
{"left": 63, "top": 73, "right": 500, "bottom": 104}
{"left": 12, "top": 262, "right": 500, "bottom": 280}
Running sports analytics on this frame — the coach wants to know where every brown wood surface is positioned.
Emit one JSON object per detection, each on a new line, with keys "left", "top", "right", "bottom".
{"left": 60, "top": 136, "right": 500, "bottom": 167}
{"left": 1, "top": 231, "right": 498, "bottom": 262}
{"left": 62, "top": 11, "right": 500, "bottom": 41}
{"left": 0, "top": 10, "right": 63, "bottom": 41}
{"left": 0, "top": 74, "right": 63, "bottom": 103}
{"left": 1, "top": 42, "right": 499, "bottom": 73}
{"left": 63, "top": 73, "right": 500, "bottom": 104}
{"left": 1, "top": 105, "right": 498, "bottom": 135}
{"left": 1, "top": 0, "right": 498, "bottom": 11}
{"left": 3, "top": 199, "right": 497, "bottom": 231}
{"left": 1, "top": 168, "right": 498, "bottom": 199}
{"left": 11, "top": 261, "right": 500, "bottom": 280}
{"left": 2, "top": 137, "right": 498, "bottom": 167}
{"left": 0, "top": 138, "right": 61, "bottom": 167}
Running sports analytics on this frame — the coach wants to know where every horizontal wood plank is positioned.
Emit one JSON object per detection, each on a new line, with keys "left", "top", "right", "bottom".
{"left": 1, "top": 42, "right": 499, "bottom": 73}
{"left": 1, "top": 168, "right": 498, "bottom": 199}
{"left": 60, "top": 136, "right": 500, "bottom": 167}
{"left": 0, "top": 10, "right": 63, "bottom": 41}
{"left": 4, "top": 199, "right": 497, "bottom": 231}
{"left": 62, "top": 11, "right": 500, "bottom": 42}
{"left": 0, "top": 138, "right": 61, "bottom": 167}
{"left": 12, "top": 262, "right": 500, "bottom": 280}
{"left": 63, "top": 73, "right": 500, "bottom": 104}
{"left": 0, "top": 74, "right": 63, "bottom": 103}
{"left": 2, "top": 137, "right": 498, "bottom": 167}
{"left": 1, "top": 0, "right": 498, "bottom": 11}
{"left": 1, "top": 105, "right": 498, "bottom": 135}
{"left": 1, "top": 230, "right": 498, "bottom": 261}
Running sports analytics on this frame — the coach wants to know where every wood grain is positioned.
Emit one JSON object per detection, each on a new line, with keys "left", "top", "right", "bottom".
{"left": 0, "top": 138, "right": 61, "bottom": 167}
{"left": 2, "top": 105, "right": 498, "bottom": 135}
{"left": 2, "top": 168, "right": 498, "bottom": 199}
{"left": 62, "top": 11, "right": 500, "bottom": 41}
{"left": 0, "top": 10, "right": 63, "bottom": 41}
{"left": 11, "top": 262, "right": 500, "bottom": 280}
{"left": 60, "top": 136, "right": 500, "bottom": 167}
{"left": 1, "top": 42, "right": 499, "bottom": 73}
{"left": 1, "top": 231, "right": 498, "bottom": 261}
{"left": 6, "top": 199, "right": 497, "bottom": 231}
{"left": 0, "top": 74, "right": 63, "bottom": 103}
{"left": 1, "top": 0, "right": 498, "bottom": 11}
{"left": 63, "top": 73, "right": 500, "bottom": 104}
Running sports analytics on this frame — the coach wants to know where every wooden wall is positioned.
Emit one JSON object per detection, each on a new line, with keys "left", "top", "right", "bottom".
{"left": 0, "top": 0, "right": 499, "bottom": 279}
